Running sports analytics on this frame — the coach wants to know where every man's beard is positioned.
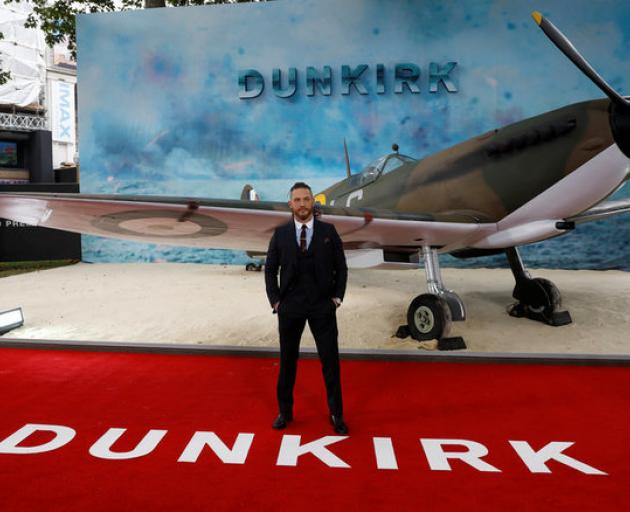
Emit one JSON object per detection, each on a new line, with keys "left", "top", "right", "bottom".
{"left": 294, "top": 207, "right": 313, "bottom": 221}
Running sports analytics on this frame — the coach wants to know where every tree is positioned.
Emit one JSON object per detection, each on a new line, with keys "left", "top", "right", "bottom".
{"left": 0, "top": 0, "right": 268, "bottom": 85}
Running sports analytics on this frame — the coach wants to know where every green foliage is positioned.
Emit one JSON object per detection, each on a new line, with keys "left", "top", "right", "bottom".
{"left": 0, "top": 259, "right": 78, "bottom": 278}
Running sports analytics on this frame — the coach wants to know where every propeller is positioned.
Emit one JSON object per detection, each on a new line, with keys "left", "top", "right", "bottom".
{"left": 532, "top": 11, "right": 630, "bottom": 157}
{"left": 532, "top": 11, "right": 630, "bottom": 111}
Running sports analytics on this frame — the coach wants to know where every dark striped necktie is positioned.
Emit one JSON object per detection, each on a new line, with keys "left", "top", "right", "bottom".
{"left": 300, "top": 224, "right": 307, "bottom": 252}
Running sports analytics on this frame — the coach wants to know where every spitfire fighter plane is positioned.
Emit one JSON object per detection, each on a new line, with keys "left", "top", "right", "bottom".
{"left": 0, "top": 12, "right": 629, "bottom": 342}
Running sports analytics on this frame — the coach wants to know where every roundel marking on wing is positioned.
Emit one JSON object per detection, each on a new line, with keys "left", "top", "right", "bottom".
{"left": 91, "top": 209, "right": 228, "bottom": 238}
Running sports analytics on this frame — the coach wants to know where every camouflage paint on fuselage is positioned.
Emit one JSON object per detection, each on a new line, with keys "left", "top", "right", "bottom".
{"left": 319, "top": 99, "right": 618, "bottom": 224}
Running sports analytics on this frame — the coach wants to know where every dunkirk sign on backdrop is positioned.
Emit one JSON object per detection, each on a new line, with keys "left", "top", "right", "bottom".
{"left": 238, "top": 62, "right": 458, "bottom": 99}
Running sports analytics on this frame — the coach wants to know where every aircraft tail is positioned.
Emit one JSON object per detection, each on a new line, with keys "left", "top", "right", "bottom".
{"left": 240, "top": 184, "right": 260, "bottom": 201}
{"left": 240, "top": 184, "right": 265, "bottom": 260}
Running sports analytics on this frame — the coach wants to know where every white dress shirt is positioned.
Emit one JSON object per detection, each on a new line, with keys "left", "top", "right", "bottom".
{"left": 294, "top": 217, "right": 314, "bottom": 250}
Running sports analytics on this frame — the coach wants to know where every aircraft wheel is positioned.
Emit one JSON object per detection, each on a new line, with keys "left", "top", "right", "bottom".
{"left": 407, "top": 294, "right": 452, "bottom": 341}
{"left": 528, "top": 277, "right": 561, "bottom": 314}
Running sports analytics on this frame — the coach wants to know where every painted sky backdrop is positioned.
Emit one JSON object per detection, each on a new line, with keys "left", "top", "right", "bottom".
{"left": 77, "top": 0, "right": 630, "bottom": 267}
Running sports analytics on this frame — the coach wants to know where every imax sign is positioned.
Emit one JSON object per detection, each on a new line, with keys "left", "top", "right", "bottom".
{"left": 51, "top": 80, "right": 76, "bottom": 144}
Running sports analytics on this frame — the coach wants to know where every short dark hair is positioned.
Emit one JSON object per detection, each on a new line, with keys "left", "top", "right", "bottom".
{"left": 289, "top": 182, "right": 312, "bottom": 194}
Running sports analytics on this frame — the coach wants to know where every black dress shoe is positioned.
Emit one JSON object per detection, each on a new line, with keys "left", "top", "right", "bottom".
{"left": 272, "top": 413, "right": 293, "bottom": 430}
{"left": 329, "top": 415, "right": 349, "bottom": 434}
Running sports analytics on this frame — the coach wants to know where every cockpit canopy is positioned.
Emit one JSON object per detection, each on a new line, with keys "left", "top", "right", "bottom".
{"left": 358, "top": 153, "right": 417, "bottom": 185}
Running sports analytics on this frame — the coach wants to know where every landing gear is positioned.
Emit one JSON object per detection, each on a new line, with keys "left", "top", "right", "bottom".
{"left": 407, "top": 294, "right": 451, "bottom": 341}
{"left": 505, "top": 247, "right": 572, "bottom": 326}
{"left": 405, "top": 246, "right": 465, "bottom": 348}
{"left": 245, "top": 262, "right": 263, "bottom": 272}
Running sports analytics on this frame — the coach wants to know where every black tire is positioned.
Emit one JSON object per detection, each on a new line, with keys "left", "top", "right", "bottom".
{"left": 407, "top": 294, "right": 452, "bottom": 341}
{"left": 529, "top": 277, "right": 562, "bottom": 314}
{"left": 245, "top": 263, "right": 256, "bottom": 271}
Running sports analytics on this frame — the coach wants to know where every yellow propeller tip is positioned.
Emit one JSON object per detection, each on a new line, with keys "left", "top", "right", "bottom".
{"left": 531, "top": 11, "right": 543, "bottom": 25}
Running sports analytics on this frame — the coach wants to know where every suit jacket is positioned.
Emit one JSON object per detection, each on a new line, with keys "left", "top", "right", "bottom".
{"left": 265, "top": 218, "right": 348, "bottom": 308}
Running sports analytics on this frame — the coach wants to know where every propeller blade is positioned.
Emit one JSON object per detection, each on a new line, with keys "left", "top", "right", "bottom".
{"left": 532, "top": 11, "right": 630, "bottom": 109}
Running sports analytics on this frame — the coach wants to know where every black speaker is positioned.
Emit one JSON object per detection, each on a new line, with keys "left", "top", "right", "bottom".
{"left": 25, "top": 130, "right": 54, "bottom": 183}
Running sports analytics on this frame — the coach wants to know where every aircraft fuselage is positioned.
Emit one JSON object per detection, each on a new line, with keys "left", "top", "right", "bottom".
{"left": 320, "top": 98, "right": 628, "bottom": 225}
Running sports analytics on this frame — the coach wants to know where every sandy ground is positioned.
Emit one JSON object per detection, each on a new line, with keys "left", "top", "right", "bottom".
{"left": 0, "top": 262, "right": 629, "bottom": 355}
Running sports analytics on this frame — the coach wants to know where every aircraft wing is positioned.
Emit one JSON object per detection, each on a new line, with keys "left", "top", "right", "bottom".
{"left": 566, "top": 199, "right": 630, "bottom": 224}
{"left": 0, "top": 192, "right": 495, "bottom": 253}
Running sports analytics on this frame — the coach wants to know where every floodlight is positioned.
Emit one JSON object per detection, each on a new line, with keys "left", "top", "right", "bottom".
{"left": 0, "top": 308, "right": 24, "bottom": 336}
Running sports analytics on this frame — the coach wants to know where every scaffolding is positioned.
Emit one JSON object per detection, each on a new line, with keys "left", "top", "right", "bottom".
{"left": 0, "top": 111, "right": 47, "bottom": 131}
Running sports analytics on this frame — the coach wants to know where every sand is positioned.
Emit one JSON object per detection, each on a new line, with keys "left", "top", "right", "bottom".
{"left": 1, "top": 262, "right": 629, "bottom": 355}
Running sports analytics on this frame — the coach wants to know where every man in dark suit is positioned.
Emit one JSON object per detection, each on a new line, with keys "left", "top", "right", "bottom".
{"left": 265, "top": 182, "right": 349, "bottom": 434}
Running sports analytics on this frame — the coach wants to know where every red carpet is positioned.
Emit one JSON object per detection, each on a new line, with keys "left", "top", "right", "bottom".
{"left": 0, "top": 347, "right": 629, "bottom": 511}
